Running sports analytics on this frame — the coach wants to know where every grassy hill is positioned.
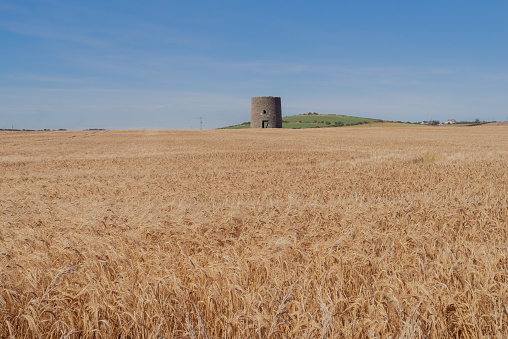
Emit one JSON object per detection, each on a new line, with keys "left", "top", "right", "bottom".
{"left": 223, "top": 113, "right": 383, "bottom": 129}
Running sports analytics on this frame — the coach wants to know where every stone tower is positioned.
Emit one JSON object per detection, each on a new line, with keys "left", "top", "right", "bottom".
{"left": 251, "top": 96, "right": 282, "bottom": 128}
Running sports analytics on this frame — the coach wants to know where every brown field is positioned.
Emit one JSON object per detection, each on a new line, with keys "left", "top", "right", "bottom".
{"left": 1, "top": 126, "right": 507, "bottom": 338}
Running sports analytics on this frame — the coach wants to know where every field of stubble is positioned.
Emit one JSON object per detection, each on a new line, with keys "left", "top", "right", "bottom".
{"left": 1, "top": 126, "right": 507, "bottom": 338}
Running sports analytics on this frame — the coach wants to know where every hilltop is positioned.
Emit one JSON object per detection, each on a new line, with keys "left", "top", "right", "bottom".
{"left": 223, "top": 113, "right": 395, "bottom": 129}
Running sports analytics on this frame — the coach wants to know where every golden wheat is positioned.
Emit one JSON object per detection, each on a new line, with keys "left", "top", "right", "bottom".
{"left": 1, "top": 126, "right": 507, "bottom": 338}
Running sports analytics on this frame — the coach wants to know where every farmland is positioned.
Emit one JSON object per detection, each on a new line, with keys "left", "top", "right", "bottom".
{"left": 1, "top": 126, "right": 508, "bottom": 338}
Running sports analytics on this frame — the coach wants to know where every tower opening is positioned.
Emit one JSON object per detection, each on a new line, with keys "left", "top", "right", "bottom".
{"left": 262, "top": 120, "right": 269, "bottom": 128}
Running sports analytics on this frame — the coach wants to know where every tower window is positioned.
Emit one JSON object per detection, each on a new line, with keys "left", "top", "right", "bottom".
{"left": 263, "top": 110, "right": 267, "bottom": 114}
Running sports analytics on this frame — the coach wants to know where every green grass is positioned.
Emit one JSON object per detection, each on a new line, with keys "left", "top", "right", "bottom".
{"left": 453, "top": 121, "right": 491, "bottom": 127}
{"left": 424, "top": 155, "right": 437, "bottom": 163}
{"left": 282, "top": 114, "right": 379, "bottom": 126}
{"left": 221, "top": 122, "right": 250, "bottom": 129}
{"left": 282, "top": 123, "right": 325, "bottom": 129}
{"left": 222, "top": 114, "right": 382, "bottom": 129}
{"left": 354, "top": 121, "right": 423, "bottom": 128}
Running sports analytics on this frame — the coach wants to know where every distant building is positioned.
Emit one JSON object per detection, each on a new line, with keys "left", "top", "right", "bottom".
{"left": 421, "top": 120, "right": 440, "bottom": 125}
{"left": 442, "top": 119, "right": 456, "bottom": 125}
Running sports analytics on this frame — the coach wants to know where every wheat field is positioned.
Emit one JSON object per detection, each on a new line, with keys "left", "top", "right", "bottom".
{"left": 1, "top": 126, "right": 507, "bottom": 338}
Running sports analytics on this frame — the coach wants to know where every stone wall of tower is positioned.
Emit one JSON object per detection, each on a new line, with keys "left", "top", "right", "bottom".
{"left": 250, "top": 97, "right": 282, "bottom": 128}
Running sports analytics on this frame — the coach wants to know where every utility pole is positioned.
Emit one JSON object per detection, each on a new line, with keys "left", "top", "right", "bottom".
{"left": 200, "top": 117, "right": 203, "bottom": 130}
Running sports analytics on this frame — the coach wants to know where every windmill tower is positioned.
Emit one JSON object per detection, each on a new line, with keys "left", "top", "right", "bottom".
{"left": 250, "top": 96, "right": 282, "bottom": 128}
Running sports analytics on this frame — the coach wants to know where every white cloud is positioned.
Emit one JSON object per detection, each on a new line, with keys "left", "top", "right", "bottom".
{"left": 14, "top": 74, "right": 90, "bottom": 84}
{"left": 0, "top": 21, "right": 108, "bottom": 47}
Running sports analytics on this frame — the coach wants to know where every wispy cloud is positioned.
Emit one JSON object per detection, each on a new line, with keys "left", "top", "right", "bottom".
{"left": 0, "top": 2, "right": 208, "bottom": 52}
{"left": 0, "top": 21, "right": 109, "bottom": 47}
{"left": 14, "top": 74, "right": 91, "bottom": 84}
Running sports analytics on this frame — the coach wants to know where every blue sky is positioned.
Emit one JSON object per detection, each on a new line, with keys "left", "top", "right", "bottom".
{"left": 1, "top": 1, "right": 507, "bottom": 130}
